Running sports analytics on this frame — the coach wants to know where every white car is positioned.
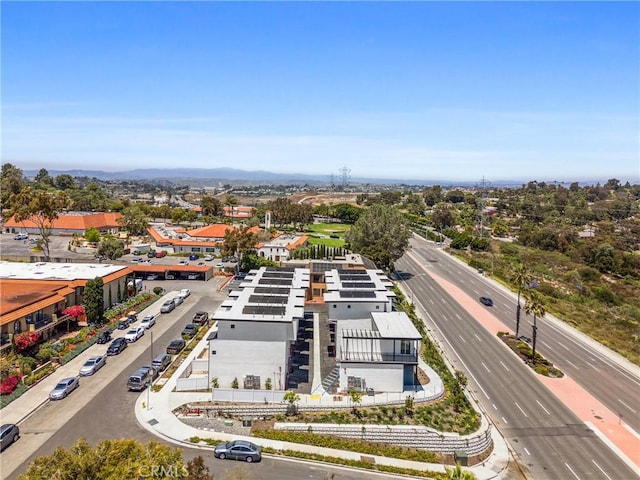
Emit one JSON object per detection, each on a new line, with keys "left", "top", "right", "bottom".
{"left": 179, "top": 289, "right": 190, "bottom": 299}
{"left": 204, "top": 255, "right": 214, "bottom": 261}
{"left": 125, "top": 326, "right": 145, "bottom": 343}
{"left": 173, "top": 296, "right": 183, "bottom": 306}
{"left": 140, "top": 315, "right": 156, "bottom": 329}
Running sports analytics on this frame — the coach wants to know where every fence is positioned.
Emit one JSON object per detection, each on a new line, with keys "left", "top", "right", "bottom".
{"left": 210, "top": 388, "right": 287, "bottom": 403}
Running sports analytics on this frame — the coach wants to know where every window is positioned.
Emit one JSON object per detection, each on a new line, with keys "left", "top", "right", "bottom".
{"left": 14, "top": 321, "right": 21, "bottom": 333}
{"left": 375, "top": 305, "right": 379, "bottom": 309}
{"left": 400, "top": 340, "right": 411, "bottom": 355}
{"left": 333, "top": 305, "right": 337, "bottom": 308}
{"left": 347, "top": 305, "right": 351, "bottom": 309}
{"left": 211, "top": 350, "right": 216, "bottom": 355}
{"left": 230, "top": 324, "right": 235, "bottom": 329}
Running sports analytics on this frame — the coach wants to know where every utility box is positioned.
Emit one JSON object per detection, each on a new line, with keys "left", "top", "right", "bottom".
{"left": 454, "top": 450, "right": 468, "bottom": 466}
{"left": 242, "top": 417, "right": 252, "bottom": 427}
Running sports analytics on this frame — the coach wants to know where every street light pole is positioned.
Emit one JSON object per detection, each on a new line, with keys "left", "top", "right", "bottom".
{"left": 147, "top": 331, "right": 154, "bottom": 411}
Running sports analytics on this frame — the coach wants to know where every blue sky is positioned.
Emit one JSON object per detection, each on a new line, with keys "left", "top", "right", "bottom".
{"left": 2, "top": 2, "right": 639, "bottom": 183}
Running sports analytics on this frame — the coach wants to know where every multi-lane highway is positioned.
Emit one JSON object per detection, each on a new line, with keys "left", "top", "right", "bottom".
{"left": 396, "top": 235, "right": 639, "bottom": 479}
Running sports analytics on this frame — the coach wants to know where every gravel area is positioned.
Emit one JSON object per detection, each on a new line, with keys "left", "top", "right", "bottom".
{"left": 177, "top": 413, "right": 253, "bottom": 436}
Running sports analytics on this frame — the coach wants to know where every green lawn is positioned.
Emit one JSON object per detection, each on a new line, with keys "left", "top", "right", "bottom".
{"left": 304, "top": 223, "right": 351, "bottom": 247}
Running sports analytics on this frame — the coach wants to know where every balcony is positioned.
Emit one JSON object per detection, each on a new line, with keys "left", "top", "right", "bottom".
{"left": 339, "top": 350, "right": 418, "bottom": 364}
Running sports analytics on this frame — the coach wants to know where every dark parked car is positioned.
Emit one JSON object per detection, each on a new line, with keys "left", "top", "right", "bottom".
{"left": 166, "top": 339, "right": 186, "bottom": 355}
{"left": 479, "top": 296, "right": 494, "bottom": 307}
{"left": 96, "top": 330, "right": 112, "bottom": 344}
{"left": 181, "top": 323, "right": 198, "bottom": 338}
{"left": 189, "top": 253, "right": 199, "bottom": 261}
{"left": 107, "top": 337, "right": 128, "bottom": 355}
{"left": 192, "top": 311, "right": 209, "bottom": 325}
{"left": 49, "top": 376, "right": 80, "bottom": 400}
{"left": 0, "top": 424, "right": 20, "bottom": 451}
{"left": 518, "top": 335, "right": 533, "bottom": 344}
{"left": 214, "top": 440, "right": 262, "bottom": 463}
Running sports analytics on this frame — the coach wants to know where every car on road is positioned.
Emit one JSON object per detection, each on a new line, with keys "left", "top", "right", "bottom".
{"left": 192, "top": 311, "right": 209, "bottom": 325}
{"left": 107, "top": 337, "right": 128, "bottom": 355}
{"left": 479, "top": 296, "right": 494, "bottom": 307}
{"left": 189, "top": 254, "right": 199, "bottom": 261}
{"left": 151, "top": 353, "right": 172, "bottom": 372}
{"left": 154, "top": 251, "right": 167, "bottom": 258}
{"left": 204, "top": 255, "right": 214, "bottom": 261}
{"left": 0, "top": 424, "right": 20, "bottom": 451}
{"left": 178, "top": 288, "right": 190, "bottom": 299}
{"left": 147, "top": 251, "right": 156, "bottom": 258}
{"left": 146, "top": 274, "right": 160, "bottom": 280}
{"left": 14, "top": 233, "right": 28, "bottom": 240}
{"left": 96, "top": 329, "right": 112, "bottom": 344}
{"left": 214, "top": 440, "right": 262, "bottom": 463}
{"left": 125, "top": 326, "right": 145, "bottom": 343}
{"left": 79, "top": 355, "right": 107, "bottom": 376}
{"left": 517, "top": 335, "right": 533, "bottom": 344}
{"left": 160, "top": 300, "right": 175, "bottom": 313}
{"left": 178, "top": 259, "right": 188, "bottom": 265}
{"left": 181, "top": 323, "right": 198, "bottom": 338}
{"left": 215, "top": 263, "right": 224, "bottom": 268}
{"left": 131, "top": 257, "right": 142, "bottom": 263}
{"left": 187, "top": 273, "right": 199, "bottom": 280}
{"left": 140, "top": 315, "right": 156, "bottom": 329}
{"left": 49, "top": 376, "right": 80, "bottom": 400}
{"left": 166, "top": 339, "right": 186, "bottom": 355}
{"left": 126, "top": 366, "right": 157, "bottom": 391}
{"left": 172, "top": 296, "right": 184, "bottom": 306}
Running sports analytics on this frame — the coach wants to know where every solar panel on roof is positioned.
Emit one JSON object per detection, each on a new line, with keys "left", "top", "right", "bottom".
{"left": 262, "top": 271, "right": 294, "bottom": 278}
{"left": 249, "top": 295, "right": 288, "bottom": 304}
{"left": 266, "top": 266, "right": 296, "bottom": 272}
{"left": 258, "top": 278, "right": 292, "bottom": 286}
{"left": 338, "top": 269, "right": 367, "bottom": 275}
{"left": 340, "top": 275, "right": 372, "bottom": 281}
{"left": 339, "top": 290, "right": 377, "bottom": 298}
{"left": 254, "top": 287, "right": 290, "bottom": 295}
{"left": 243, "top": 305, "right": 287, "bottom": 316}
{"left": 342, "top": 282, "right": 376, "bottom": 289}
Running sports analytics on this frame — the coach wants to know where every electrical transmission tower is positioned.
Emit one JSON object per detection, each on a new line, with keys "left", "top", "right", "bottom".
{"left": 328, "top": 173, "right": 336, "bottom": 191}
{"left": 338, "top": 166, "right": 351, "bottom": 191}
{"left": 476, "top": 177, "right": 491, "bottom": 238}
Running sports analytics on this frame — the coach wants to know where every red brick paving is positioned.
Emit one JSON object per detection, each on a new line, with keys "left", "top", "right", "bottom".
{"left": 425, "top": 269, "right": 640, "bottom": 469}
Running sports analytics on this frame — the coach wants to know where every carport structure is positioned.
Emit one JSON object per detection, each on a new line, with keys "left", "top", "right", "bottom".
{"left": 129, "top": 265, "right": 214, "bottom": 281}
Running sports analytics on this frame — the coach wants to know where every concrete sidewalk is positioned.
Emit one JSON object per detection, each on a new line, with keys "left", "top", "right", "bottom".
{"left": 135, "top": 323, "right": 512, "bottom": 480}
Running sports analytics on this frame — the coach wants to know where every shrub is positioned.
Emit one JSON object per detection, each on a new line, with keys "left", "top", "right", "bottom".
{"left": 0, "top": 375, "right": 22, "bottom": 395}
{"left": 24, "top": 363, "right": 55, "bottom": 386}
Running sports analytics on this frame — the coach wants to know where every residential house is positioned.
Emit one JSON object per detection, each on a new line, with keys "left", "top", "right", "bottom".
{"left": 256, "top": 234, "right": 308, "bottom": 263}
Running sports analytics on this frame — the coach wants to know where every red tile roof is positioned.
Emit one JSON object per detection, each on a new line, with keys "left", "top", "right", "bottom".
{"left": 3, "top": 212, "right": 122, "bottom": 230}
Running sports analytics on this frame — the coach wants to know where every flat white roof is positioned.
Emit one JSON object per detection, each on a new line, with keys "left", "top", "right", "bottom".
{"left": 0, "top": 261, "right": 127, "bottom": 281}
{"left": 214, "top": 286, "right": 306, "bottom": 323}
{"left": 371, "top": 312, "right": 422, "bottom": 339}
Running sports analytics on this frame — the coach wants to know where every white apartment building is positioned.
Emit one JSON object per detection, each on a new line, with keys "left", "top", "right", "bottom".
{"left": 209, "top": 267, "right": 310, "bottom": 390}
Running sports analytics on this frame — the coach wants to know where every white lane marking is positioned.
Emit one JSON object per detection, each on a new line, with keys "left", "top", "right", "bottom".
{"left": 501, "top": 416, "right": 508, "bottom": 424}
{"left": 473, "top": 289, "right": 479, "bottom": 295}
{"left": 459, "top": 335, "right": 467, "bottom": 344}
{"left": 441, "top": 297, "right": 447, "bottom": 304}
{"left": 524, "top": 447, "right": 530, "bottom": 456}
{"left": 618, "top": 398, "right": 637, "bottom": 414}
{"left": 536, "top": 400, "right": 551, "bottom": 415}
{"left": 591, "top": 460, "right": 613, "bottom": 480}
{"left": 481, "top": 362, "right": 491, "bottom": 373}
{"left": 515, "top": 402, "right": 528, "bottom": 418}
{"left": 499, "top": 361, "right": 510, "bottom": 372}
{"left": 429, "top": 299, "right": 434, "bottom": 304}
{"left": 474, "top": 334, "right": 482, "bottom": 342}
{"left": 492, "top": 403, "right": 497, "bottom": 410}
{"left": 441, "top": 316, "right": 447, "bottom": 322}
{"left": 541, "top": 341, "right": 552, "bottom": 349}
{"left": 557, "top": 341, "right": 571, "bottom": 351}
{"left": 566, "top": 359, "right": 579, "bottom": 370}
{"left": 590, "top": 363, "right": 601, "bottom": 372}
{"left": 455, "top": 313, "right": 462, "bottom": 320}
{"left": 429, "top": 285, "right": 435, "bottom": 291}
{"left": 565, "top": 462, "right": 581, "bottom": 480}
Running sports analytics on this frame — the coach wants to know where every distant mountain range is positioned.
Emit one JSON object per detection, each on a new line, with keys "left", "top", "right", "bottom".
{"left": 23, "top": 167, "right": 527, "bottom": 187}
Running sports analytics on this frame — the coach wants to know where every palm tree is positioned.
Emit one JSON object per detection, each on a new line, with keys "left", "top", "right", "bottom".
{"left": 511, "top": 263, "right": 531, "bottom": 338}
{"left": 524, "top": 290, "right": 546, "bottom": 364}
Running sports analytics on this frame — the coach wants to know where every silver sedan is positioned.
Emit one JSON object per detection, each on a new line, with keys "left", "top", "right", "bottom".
{"left": 79, "top": 356, "right": 107, "bottom": 376}
{"left": 49, "top": 376, "right": 80, "bottom": 400}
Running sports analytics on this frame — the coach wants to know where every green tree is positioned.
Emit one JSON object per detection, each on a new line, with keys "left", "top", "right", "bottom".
{"left": 0, "top": 163, "right": 27, "bottom": 210}
{"left": 200, "top": 194, "right": 223, "bottom": 218}
{"left": 9, "top": 187, "right": 71, "bottom": 261}
{"left": 97, "top": 236, "right": 125, "bottom": 260}
{"left": 283, "top": 390, "right": 301, "bottom": 416}
{"left": 119, "top": 204, "right": 149, "bottom": 236}
{"left": 344, "top": 204, "right": 411, "bottom": 272}
{"left": 348, "top": 387, "right": 362, "bottom": 415}
{"left": 54, "top": 174, "right": 76, "bottom": 191}
{"left": 82, "top": 277, "right": 105, "bottom": 324}
{"left": 223, "top": 225, "right": 257, "bottom": 259}
{"left": 85, "top": 227, "right": 101, "bottom": 243}
{"left": 524, "top": 290, "right": 546, "bottom": 364}
{"left": 17, "top": 438, "right": 187, "bottom": 480}
{"left": 33, "top": 168, "right": 54, "bottom": 189}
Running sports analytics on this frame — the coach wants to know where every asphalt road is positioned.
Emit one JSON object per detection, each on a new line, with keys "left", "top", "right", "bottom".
{"left": 395, "top": 237, "right": 639, "bottom": 480}
{"left": 406, "top": 234, "right": 640, "bottom": 434}
{"left": 3, "top": 278, "right": 407, "bottom": 480}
